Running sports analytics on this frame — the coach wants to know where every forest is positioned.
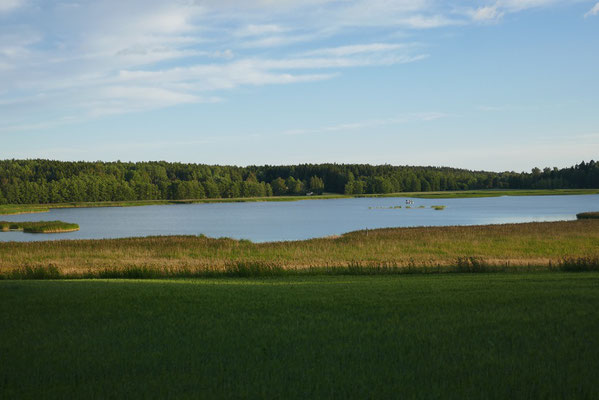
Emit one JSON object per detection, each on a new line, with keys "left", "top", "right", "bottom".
{"left": 0, "top": 159, "right": 597, "bottom": 204}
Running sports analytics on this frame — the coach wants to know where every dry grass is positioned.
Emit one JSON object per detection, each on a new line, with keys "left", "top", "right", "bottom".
{"left": 1, "top": 220, "right": 598, "bottom": 277}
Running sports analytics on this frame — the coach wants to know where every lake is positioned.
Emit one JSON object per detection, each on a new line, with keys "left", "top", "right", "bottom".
{"left": 0, "top": 195, "right": 597, "bottom": 243}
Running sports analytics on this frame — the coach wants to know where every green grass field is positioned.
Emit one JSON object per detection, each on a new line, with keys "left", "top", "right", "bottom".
{"left": 1, "top": 273, "right": 598, "bottom": 399}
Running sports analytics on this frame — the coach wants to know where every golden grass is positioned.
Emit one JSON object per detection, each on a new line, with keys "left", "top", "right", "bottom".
{"left": 1, "top": 220, "right": 598, "bottom": 277}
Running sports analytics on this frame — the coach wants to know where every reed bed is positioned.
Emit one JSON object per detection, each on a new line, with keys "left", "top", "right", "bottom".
{"left": 0, "top": 220, "right": 79, "bottom": 233}
{"left": 577, "top": 211, "right": 599, "bottom": 219}
{"left": 1, "top": 220, "right": 598, "bottom": 278}
{"left": 0, "top": 205, "right": 50, "bottom": 215}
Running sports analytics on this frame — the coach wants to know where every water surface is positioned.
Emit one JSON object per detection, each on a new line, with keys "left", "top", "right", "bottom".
{"left": 1, "top": 195, "right": 596, "bottom": 242}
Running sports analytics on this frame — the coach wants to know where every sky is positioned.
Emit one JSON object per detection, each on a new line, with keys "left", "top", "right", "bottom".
{"left": 0, "top": 0, "right": 598, "bottom": 172}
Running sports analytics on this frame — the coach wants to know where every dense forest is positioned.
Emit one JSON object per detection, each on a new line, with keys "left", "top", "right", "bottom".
{"left": 0, "top": 159, "right": 597, "bottom": 204}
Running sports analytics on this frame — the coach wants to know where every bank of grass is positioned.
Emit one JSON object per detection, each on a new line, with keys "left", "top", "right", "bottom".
{"left": 0, "top": 220, "right": 79, "bottom": 234}
{"left": 0, "top": 195, "right": 350, "bottom": 215}
{"left": 0, "top": 204, "right": 51, "bottom": 215}
{"left": 1, "top": 188, "right": 598, "bottom": 215}
{"left": 1, "top": 273, "right": 599, "bottom": 399}
{"left": 577, "top": 211, "right": 599, "bottom": 219}
{"left": 1, "top": 220, "right": 598, "bottom": 279}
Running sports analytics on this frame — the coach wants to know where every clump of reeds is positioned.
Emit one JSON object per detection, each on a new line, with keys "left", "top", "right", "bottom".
{"left": 452, "top": 256, "right": 494, "bottom": 273}
{"left": 224, "top": 261, "right": 285, "bottom": 277}
{"left": 576, "top": 212, "right": 599, "bottom": 220}
{"left": 0, "top": 221, "right": 79, "bottom": 233}
{"left": 559, "top": 257, "right": 599, "bottom": 272}
{"left": 0, "top": 205, "right": 50, "bottom": 215}
{"left": 3, "top": 265, "right": 61, "bottom": 280}
{"left": 431, "top": 205, "right": 446, "bottom": 210}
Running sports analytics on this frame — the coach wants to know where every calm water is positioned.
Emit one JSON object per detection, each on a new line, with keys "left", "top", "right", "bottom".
{"left": 1, "top": 195, "right": 597, "bottom": 243}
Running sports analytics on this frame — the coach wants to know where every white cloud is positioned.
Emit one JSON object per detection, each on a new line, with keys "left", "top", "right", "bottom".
{"left": 399, "top": 15, "right": 462, "bottom": 28}
{"left": 465, "top": 0, "right": 577, "bottom": 21}
{"left": 236, "top": 24, "right": 287, "bottom": 37}
{"left": 303, "top": 43, "right": 409, "bottom": 57}
{"left": 0, "top": 0, "right": 585, "bottom": 133}
{"left": 585, "top": 2, "right": 599, "bottom": 17}
{"left": 0, "top": 0, "right": 24, "bottom": 13}
{"left": 239, "top": 33, "right": 321, "bottom": 48}
{"left": 471, "top": 5, "right": 504, "bottom": 21}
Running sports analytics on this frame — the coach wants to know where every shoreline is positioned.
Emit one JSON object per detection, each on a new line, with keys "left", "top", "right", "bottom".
{"left": 1, "top": 188, "right": 598, "bottom": 215}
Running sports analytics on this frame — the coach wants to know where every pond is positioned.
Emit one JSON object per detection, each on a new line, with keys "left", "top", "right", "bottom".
{"left": 0, "top": 195, "right": 597, "bottom": 243}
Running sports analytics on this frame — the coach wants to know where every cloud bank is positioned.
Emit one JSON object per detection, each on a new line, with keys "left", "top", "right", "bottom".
{"left": 585, "top": 2, "right": 599, "bottom": 16}
{"left": 0, "top": 0, "right": 587, "bottom": 132}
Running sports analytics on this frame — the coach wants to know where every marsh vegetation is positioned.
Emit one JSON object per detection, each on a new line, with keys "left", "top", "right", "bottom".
{"left": 1, "top": 220, "right": 598, "bottom": 279}
{"left": 577, "top": 211, "right": 599, "bottom": 219}
{"left": 0, "top": 220, "right": 79, "bottom": 233}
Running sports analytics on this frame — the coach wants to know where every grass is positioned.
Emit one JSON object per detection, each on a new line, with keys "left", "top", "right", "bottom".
{"left": 0, "top": 204, "right": 50, "bottom": 215}
{"left": 1, "top": 273, "right": 599, "bottom": 399}
{"left": 577, "top": 211, "right": 599, "bottom": 219}
{"left": 1, "top": 188, "right": 597, "bottom": 215}
{"left": 0, "top": 220, "right": 79, "bottom": 233}
{"left": 0, "top": 195, "right": 350, "bottom": 215}
{"left": 1, "top": 220, "right": 598, "bottom": 278}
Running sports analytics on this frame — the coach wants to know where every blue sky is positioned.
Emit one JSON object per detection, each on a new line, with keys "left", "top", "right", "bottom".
{"left": 1, "top": 0, "right": 598, "bottom": 172}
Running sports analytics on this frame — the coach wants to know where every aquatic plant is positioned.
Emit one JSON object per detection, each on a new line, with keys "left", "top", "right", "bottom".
{"left": 577, "top": 212, "right": 599, "bottom": 219}
{"left": 0, "top": 221, "right": 79, "bottom": 233}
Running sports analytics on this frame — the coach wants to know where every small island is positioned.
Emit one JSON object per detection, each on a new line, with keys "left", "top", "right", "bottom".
{"left": 0, "top": 221, "right": 79, "bottom": 234}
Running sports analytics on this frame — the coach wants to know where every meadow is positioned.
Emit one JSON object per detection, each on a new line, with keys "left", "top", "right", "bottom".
{"left": 1, "top": 220, "right": 598, "bottom": 278}
{"left": 1, "top": 273, "right": 598, "bottom": 399}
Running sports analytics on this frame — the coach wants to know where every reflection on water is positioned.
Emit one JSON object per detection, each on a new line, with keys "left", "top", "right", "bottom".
{"left": 0, "top": 195, "right": 596, "bottom": 243}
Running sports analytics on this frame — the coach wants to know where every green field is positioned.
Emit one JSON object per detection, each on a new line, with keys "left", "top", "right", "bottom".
{"left": 1, "top": 188, "right": 597, "bottom": 215}
{"left": 1, "top": 274, "right": 598, "bottom": 399}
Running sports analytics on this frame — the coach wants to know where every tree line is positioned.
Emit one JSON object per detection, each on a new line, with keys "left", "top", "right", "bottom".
{"left": 0, "top": 159, "right": 597, "bottom": 204}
